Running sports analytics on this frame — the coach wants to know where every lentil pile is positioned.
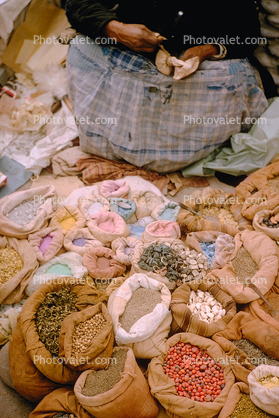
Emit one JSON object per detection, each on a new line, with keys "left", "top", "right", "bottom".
{"left": 0, "top": 247, "right": 23, "bottom": 287}
{"left": 81, "top": 348, "right": 128, "bottom": 396}
{"left": 119, "top": 287, "right": 162, "bottom": 332}
{"left": 5, "top": 199, "right": 41, "bottom": 225}
{"left": 187, "top": 290, "right": 226, "bottom": 323}
{"left": 231, "top": 247, "right": 258, "bottom": 284}
{"left": 71, "top": 312, "right": 107, "bottom": 354}
{"left": 230, "top": 394, "right": 277, "bottom": 418}
{"left": 232, "top": 339, "right": 279, "bottom": 367}
{"left": 35, "top": 286, "right": 78, "bottom": 357}
{"left": 163, "top": 342, "right": 225, "bottom": 402}
{"left": 138, "top": 242, "right": 208, "bottom": 283}
{"left": 201, "top": 207, "right": 238, "bottom": 227}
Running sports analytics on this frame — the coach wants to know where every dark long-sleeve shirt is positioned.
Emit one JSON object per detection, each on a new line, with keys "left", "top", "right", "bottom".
{"left": 65, "top": 0, "right": 262, "bottom": 58}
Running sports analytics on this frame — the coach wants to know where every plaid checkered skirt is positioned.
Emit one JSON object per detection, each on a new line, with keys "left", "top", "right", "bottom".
{"left": 67, "top": 36, "right": 268, "bottom": 172}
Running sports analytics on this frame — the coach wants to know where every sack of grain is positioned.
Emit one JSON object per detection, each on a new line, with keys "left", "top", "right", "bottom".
{"left": 0, "top": 236, "right": 38, "bottom": 304}
{"left": 9, "top": 323, "right": 62, "bottom": 402}
{"left": 218, "top": 382, "right": 250, "bottom": 418}
{"left": 59, "top": 303, "right": 114, "bottom": 371}
{"left": 29, "top": 388, "right": 91, "bottom": 418}
{"left": 19, "top": 277, "right": 108, "bottom": 384}
{"left": 253, "top": 205, "right": 279, "bottom": 240}
{"left": 78, "top": 194, "right": 110, "bottom": 220}
{"left": 170, "top": 280, "right": 236, "bottom": 337}
{"left": 99, "top": 179, "right": 130, "bottom": 198}
{"left": 235, "top": 160, "right": 279, "bottom": 220}
{"left": 208, "top": 229, "right": 278, "bottom": 304}
{"left": 49, "top": 206, "right": 86, "bottom": 235}
{"left": 108, "top": 273, "right": 172, "bottom": 358}
{"left": 82, "top": 247, "right": 126, "bottom": 279}
{"left": 141, "top": 220, "right": 181, "bottom": 244}
{"left": 109, "top": 197, "right": 137, "bottom": 222}
{"left": 248, "top": 365, "right": 279, "bottom": 415}
{"left": 25, "top": 252, "right": 88, "bottom": 296}
{"left": 74, "top": 346, "right": 159, "bottom": 418}
{"left": 111, "top": 236, "right": 142, "bottom": 265}
{"left": 0, "top": 185, "right": 57, "bottom": 238}
{"left": 87, "top": 211, "right": 130, "bottom": 245}
{"left": 64, "top": 228, "right": 104, "bottom": 256}
{"left": 28, "top": 227, "right": 64, "bottom": 263}
{"left": 130, "top": 190, "right": 164, "bottom": 219}
{"left": 151, "top": 201, "right": 180, "bottom": 222}
{"left": 148, "top": 332, "right": 235, "bottom": 418}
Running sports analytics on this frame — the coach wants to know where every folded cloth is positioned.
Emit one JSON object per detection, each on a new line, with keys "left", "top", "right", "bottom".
{"left": 52, "top": 146, "right": 90, "bottom": 177}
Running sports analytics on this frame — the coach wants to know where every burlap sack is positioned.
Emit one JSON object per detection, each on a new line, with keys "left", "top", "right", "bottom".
{"left": 148, "top": 332, "right": 235, "bottom": 418}
{"left": 248, "top": 365, "right": 279, "bottom": 416}
{"left": 111, "top": 236, "right": 142, "bottom": 265}
{"left": 78, "top": 194, "right": 110, "bottom": 221}
{"left": 130, "top": 190, "right": 164, "bottom": 219}
{"left": 59, "top": 303, "right": 114, "bottom": 371}
{"left": 151, "top": 201, "right": 180, "bottom": 222}
{"left": 108, "top": 273, "right": 172, "bottom": 359}
{"left": 19, "top": 277, "right": 108, "bottom": 384}
{"left": 104, "top": 276, "right": 127, "bottom": 298}
{"left": 9, "top": 323, "right": 63, "bottom": 402}
{"left": 82, "top": 247, "right": 126, "bottom": 279}
{"left": 170, "top": 280, "right": 236, "bottom": 337}
{"left": 0, "top": 236, "right": 38, "bottom": 305}
{"left": 208, "top": 229, "right": 279, "bottom": 304}
{"left": 235, "top": 160, "right": 279, "bottom": 220}
{"left": 74, "top": 347, "right": 159, "bottom": 418}
{"left": 28, "top": 227, "right": 64, "bottom": 263}
{"left": 49, "top": 206, "right": 86, "bottom": 235}
{"left": 99, "top": 179, "right": 130, "bottom": 198}
{"left": 218, "top": 382, "right": 250, "bottom": 418}
{"left": 64, "top": 227, "right": 104, "bottom": 256}
{"left": 87, "top": 211, "right": 130, "bottom": 245}
{"left": 109, "top": 197, "right": 137, "bottom": 222}
{"left": 29, "top": 387, "right": 92, "bottom": 418}
{"left": 0, "top": 185, "right": 57, "bottom": 238}
{"left": 142, "top": 220, "right": 181, "bottom": 244}
{"left": 253, "top": 205, "right": 279, "bottom": 240}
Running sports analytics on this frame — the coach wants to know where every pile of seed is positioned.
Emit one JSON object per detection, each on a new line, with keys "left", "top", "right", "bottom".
{"left": 231, "top": 247, "right": 258, "bottom": 284}
{"left": 81, "top": 348, "right": 128, "bottom": 397}
{"left": 138, "top": 242, "right": 208, "bottom": 283}
{"left": 199, "top": 242, "right": 216, "bottom": 266}
{"left": 261, "top": 214, "right": 279, "bottom": 229}
{"left": 230, "top": 394, "right": 277, "bottom": 418}
{"left": 259, "top": 375, "right": 279, "bottom": 388}
{"left": 5, "top": 199, "right": 41, "bottom": 226}
{"left": 201, "top": 207, "right": 238, "bottom": 227}
{"left": 187, "top": 290, "right": 226, "bottom": 323}
{"left": 119, "top": 287, "right": 162, "bottom": 332}
{"left": 232, "top": 339, "right": 279, "bottom": 367}
{"left": 72, "top": 312, "right": 106, "bottom": 354}
{"left": 35, "top": 286, "right": 78, "bottom": 357}
{"left": 0, "top": 247, "right": 23, "bottom": 287}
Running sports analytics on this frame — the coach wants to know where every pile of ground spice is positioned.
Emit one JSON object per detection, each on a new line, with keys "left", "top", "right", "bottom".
{"left": 230, "top": 394, "right": 277, "bottom": 418}
{"left": 35, "top": 286, "right": 78, "bottom": 357}
{"left": 119, "top": 287, "right": 162, "bottom": 332}
{"left": 81, "top": 348, "right": 128, "bottom": 397}
{"left": 0, "top": 247, "right": 23, "bottom": 287}
{"left": 5, "top": 199, "right": 41, "bottom": 226}
{"left": 231, "top": 247, "right": 258, "bottom": 283}
{"left": 232, "top": 339, "right": 279, "bottom": 367}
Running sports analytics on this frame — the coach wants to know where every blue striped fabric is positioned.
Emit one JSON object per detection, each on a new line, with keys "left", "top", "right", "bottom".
{"left": 66, "top": 36, "right": 268, "bottom": 172}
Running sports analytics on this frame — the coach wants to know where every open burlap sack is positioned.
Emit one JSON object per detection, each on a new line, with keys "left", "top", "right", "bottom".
{"left": 82, "top": 247, "right": 126, "bottom": 279}
{"left": 253, "top": 205, "right": 279, "bottom": 240}
{"left": 130, "top": 190, "right": 164, "bottom": 219}
{"left": 0, "top": 236, "right": 38, "bottom": 305}
{"left": 87, "top": 211, "right": 130, "bottom": 245}
{"left": 59, "top": 303, "right": 114, "bottom": 371}
{"left": 218, "top": 382, "right": 250, "bottom": 418}
{"left": 151, "top": 201, "right": 180, "bottom": 222}
{"left": 109, "top": 197, "right": 137, "bottom": 222}
{"left": 28, "top": 227, "right": 64, "bottom": 263}
{"left": 78, "top": 194, "right": 110, "bottom": 221}
{"left": 104, "top": 276, "right": 127, "bottom": 298}
{"left": 64, "top": 227, "right": 104, "bottom": 256}
{"left": 29, "top": 388, "right": 92, "bottom": 418}
{"left": 148, "top": 332, "right": 235, "bottom": 418}
{"left": 235, "top": 160, "right": 279, "bottom": 220}
{"left": 99, "top": 179, "right": 130, "bottom": 198}
{"left": 142, "top": 220, "right": 181, "bottom": 244}
{"left": 111, "top": 236, "right": 142, "bottom": 265}
{"left": 74, "top": 346, "right": 159, "bottom": 418}
{"left": 18, "top": 277, "right": 108, "bottom": 384}
{"left": 170, "top": 280, "right": 236, "bottom": 337}
{"left": 9, "top": 323, "right": 63, "bottom": 402}
{"left": 0, "top": 185, "right": 57, "bottom": 238}
{"left": 49, "top": 206, "right": 86, "bottom": 235}
{"left": 208, "top": 229, "right": 279, "bottom": 304}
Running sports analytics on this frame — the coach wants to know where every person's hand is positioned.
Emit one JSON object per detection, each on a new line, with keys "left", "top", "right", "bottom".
{"left": 105, "top": 20, "right": 165, "bottom": 52}
{"left": 180, "top": 44, "right": 218, "bottom": 64}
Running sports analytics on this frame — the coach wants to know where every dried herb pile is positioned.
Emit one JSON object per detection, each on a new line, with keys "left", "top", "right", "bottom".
{"left": 35, "top": 286, "right": 78, "bottom": 357}
{"left": 0, "top": 247, "right": 23, "bottom": 287}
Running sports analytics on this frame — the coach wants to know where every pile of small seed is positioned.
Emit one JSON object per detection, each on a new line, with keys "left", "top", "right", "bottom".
{"left": 72, "top": 312, "right": 106, "bottom": 354}
{"left": 261, "top": 214, "right": 279, "bottom": 229}
{"left": 81, "top": 348, "right": 128, "bottom": 397}
{"left": 232, "top": 339, "right": 279, "bottom": 367}
{"left": 35, "top": 286, "right": 78, "bottom": 357}
{"left": 231, "top": 394, "right": 277, "bottom": 418}
{"left": 201, "top": 207, "right": 238, "bottom": 227}
{"left": 119, "top": 287, "right": 162, "bottom": 332}
{"left": 187, "top": 290, "right": 226, "bottom": 323}
{"left": 259, "top": 375, "right": 279, "bottom": 388}
{"left": 138, "top": 242, "right": 208, "bottom": 283}
{"left": 5, "top": 199, "right": 41, "bottom": 226}
{"left": 231, "top": 247, "right": 258, "bottom": 284}
{"left": 0, "top": 247, "right": 23, "bottom": 287}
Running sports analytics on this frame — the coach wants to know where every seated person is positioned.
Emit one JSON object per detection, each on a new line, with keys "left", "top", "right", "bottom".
{"left": 65, "top": 0, "right": 276, "bottom": 173}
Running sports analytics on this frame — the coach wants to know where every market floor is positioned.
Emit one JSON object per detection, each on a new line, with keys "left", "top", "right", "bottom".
{"left": 0, "top": 170, "right": 235, "bottom": 417}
